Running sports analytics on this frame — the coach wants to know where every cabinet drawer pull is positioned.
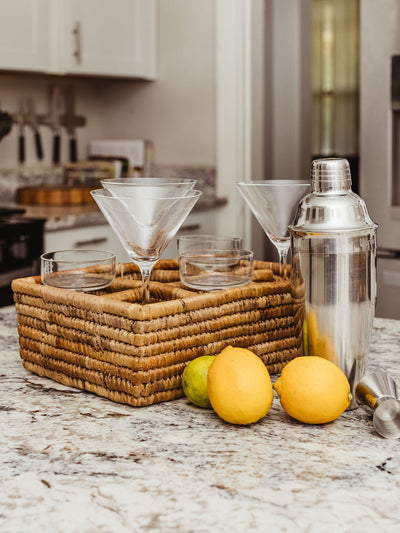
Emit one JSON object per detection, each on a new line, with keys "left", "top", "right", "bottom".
{"left": 74, "top": 237, "right": 107, "bottom": 247}
{"left": 73, "top": 21, "right": 82, "bottom": 65}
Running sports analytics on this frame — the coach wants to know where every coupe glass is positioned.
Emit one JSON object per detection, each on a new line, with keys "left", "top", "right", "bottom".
{"left": 237, "top": 180, "right": 310, "bottom": 275}
{"left": 179, "top": 248, "right": 254, "bottom": 291}
{"left": 41, "top": 249, "right": 116, "bottom": 291}
{"left": 177, "top": 235, "right": 242, "bottom": 256}
{"left": 91, "top": 188, "right": 201, "bottom": 302}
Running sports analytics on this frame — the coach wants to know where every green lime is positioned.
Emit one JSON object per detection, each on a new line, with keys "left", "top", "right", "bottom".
{"left": 182, "top": 356, "right": 215, "bottom": 408}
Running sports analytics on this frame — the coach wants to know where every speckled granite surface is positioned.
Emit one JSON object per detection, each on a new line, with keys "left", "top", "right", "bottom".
{"left": 1, "top": 306, "right": 399, "bottom": 533}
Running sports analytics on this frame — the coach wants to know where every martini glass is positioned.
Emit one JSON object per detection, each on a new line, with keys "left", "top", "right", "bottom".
{"left": 101, "top": 177, "right": 197, "bottom": 197}
{"left": 91, "top": 188, "right": 202, "bottom": 303}
{"left": 237, "top": 180, "right": 310, "bottom": 276}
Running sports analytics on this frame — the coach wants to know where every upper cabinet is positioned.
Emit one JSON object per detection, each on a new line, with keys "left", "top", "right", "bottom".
{"left": 59, "top": 0, "right": 156, "bottom": 79}
{"left": 0, "top": 0, "right": 53, "bottom": 72}
{"left": 0, "top": 0, "right": 156, "bottom": 79}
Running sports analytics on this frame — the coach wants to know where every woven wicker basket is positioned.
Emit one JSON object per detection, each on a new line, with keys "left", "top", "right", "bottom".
{"left": 12, "top": 259, "right": 304, "bottom": 407}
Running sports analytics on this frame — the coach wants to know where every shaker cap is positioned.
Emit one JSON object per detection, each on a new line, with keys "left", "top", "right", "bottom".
{"left": 289, "top": 157, "right": 378, "bottom": 233}
{"left": 312, "top": 158, "right": 351, "bottom": 192}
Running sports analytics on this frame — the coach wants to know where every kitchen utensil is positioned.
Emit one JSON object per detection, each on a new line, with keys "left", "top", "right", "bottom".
{"left": 41, "top": 249, "right": 116, "bottom": 291}
{"left": 17, "top": 97, "right": 25, "bottom": 164}
{"left": 237, "top": 180, "right": 310, "bottom": 276}
{"left": 177, "top": 235, "right": 242, "bottom": 256}
{"left": 356, "top": 372, "right": 399, "bottom": 412}
{"left": 290, "top": 158, "right": 378, "bottom": 409}
{"left": 356, "top": 372, "right": 400, "bottom": 438}
{"left": 49, "top": 86, "right": 62, "bottom": 164}
{"left": 373, "top": 400, "right": 400, "bottom": 439}
{"left": 0, "top": 110, "right": 12, "bottom": 140}
{"left": 179, "top": 248, "right": 254, "bottom": 291}
{"left": 91, "top": 188, "right": 201, "bottom": 303}
{"left": 26, "top": 97, "right": 43, "bottom": 160}
{"left": 65, "top": 85, "right": 77, "bottom": 162}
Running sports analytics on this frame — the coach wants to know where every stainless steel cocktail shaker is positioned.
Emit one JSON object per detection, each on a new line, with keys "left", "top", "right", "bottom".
{"left": 289, "top": 158, "right": 377, "bottom": 409}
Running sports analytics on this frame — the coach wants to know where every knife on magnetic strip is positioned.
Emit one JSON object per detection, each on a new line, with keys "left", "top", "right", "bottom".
{"left": 49, "top": 86, "right": 62, "bottom": 165}
{"left": 65, "top": 86, "right": 78, "bottom": 163}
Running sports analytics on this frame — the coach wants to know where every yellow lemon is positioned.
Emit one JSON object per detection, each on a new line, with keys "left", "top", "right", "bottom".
{"left": 305, "top": 310, "right": 339, "bottom": 364}
{"left": 317, "top": 334, "right": 339, "bottom": 366}
{"left": 273, "top": 356, "right": 351, "bottom": 424}
{"left": 182, "top": 356, "right": 215, "bottom": 408}
{"left": 302, "top": 318, "right": 308, "bottom": 356}
{"left": 207, "top": 346, "right": 273, "bottom": 425}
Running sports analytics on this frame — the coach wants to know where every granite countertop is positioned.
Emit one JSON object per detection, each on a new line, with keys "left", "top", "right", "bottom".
{"left": 1, "top": 306, "right": 400, "bottom": 533}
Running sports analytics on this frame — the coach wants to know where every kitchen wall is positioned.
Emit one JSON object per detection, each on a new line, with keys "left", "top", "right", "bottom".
{"left": 0, "top": 0, "right": 215, "bottom": 171}
{"left": 0, "top": 75, "right": 104, "bottom": 169}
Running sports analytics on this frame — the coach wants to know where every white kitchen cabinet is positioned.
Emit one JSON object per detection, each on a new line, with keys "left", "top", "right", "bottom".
{"left": 44, "top": 224, "right": 130, "bottom": 263}
{"left": 0, "top": 0, "right": 53, "bottom": 72}
{"left": 0, "top": 0, "right": 156, "bottom": 79}
{"left": 59, "top": 0, "right": 156, "bottom": 78}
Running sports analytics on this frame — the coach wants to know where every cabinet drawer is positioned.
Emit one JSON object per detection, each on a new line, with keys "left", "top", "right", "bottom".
{"left": 44, "top": 225, "right": 129, "bottom": 263}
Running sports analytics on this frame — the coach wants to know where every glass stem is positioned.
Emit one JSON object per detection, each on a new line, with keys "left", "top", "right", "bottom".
{"left": 139, "top": 264, "right": 153, "bottom": 304}
{"left": 277, "top": 247, "right": 289, "bottom": 279}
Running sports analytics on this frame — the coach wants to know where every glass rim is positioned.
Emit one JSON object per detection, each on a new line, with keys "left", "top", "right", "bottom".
{"left": 101, "top": 177, "right": 197, "bottom": 186}
{"left": 91, "top": 188, "right": 202, "bottom": 200}
{"left": 179, "top": 248, "right": 254, "bottom": 258}
{"left": 177, "top": 234, "right": 242, "bottom": 242}
{"left": 41, "top": 249, "right": 116, "bottom": 264}
{"left": 237, "top": 180, "right": 310, "bottom": 187}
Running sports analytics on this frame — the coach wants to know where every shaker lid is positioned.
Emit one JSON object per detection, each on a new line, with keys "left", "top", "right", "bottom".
{"left": 312, "top": 158, "right": 351, "bottom": 192}
{"left": 289, "top": 158, "right": 378, "bottom": 233}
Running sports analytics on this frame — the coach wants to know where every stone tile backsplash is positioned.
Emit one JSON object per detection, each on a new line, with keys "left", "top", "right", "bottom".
{"left": 0, "top": 167, "right": 64, "bottom": 203}
{"left": 151, "top": 164, "right": 216, "bottom": 199}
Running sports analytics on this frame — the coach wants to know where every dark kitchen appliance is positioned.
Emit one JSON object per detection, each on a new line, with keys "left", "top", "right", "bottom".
{"left": 0, "top": 207, "right": 45, "bottom": 307}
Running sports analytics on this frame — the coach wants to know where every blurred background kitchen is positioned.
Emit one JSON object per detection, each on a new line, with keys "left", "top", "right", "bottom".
{"left": 0, "top": 0, "right": 399, "bottom": 319}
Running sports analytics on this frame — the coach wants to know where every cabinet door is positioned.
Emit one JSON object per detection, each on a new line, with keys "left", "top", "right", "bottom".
{"left": 0, "top": 0, "right": 53, "bottom": 72}
{"left": 60, "top": 0, "right": 156, "bottom": 79}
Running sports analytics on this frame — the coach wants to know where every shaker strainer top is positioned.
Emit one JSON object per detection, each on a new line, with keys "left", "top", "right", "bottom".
{"left": 289, "top": 157, "right": 378, "bottom": 233}
{"left": 311, "top": 158, "right": 352, "bottom": 192}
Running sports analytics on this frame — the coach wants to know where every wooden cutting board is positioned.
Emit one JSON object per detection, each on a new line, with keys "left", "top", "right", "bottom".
{"left": 16, "top": 186, "right": 95, "bottom": 206}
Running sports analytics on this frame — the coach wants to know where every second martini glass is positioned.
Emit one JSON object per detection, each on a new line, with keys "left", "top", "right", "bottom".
{"left": 91, "top": 188, "right": 202, "bottom": 303}
{"left": 237, "top": 180, "right": 310, "bottom": 276}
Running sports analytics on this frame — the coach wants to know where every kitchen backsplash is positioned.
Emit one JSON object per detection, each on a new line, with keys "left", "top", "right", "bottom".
{"left": 0, "top": 164, "right": 216, "bottom": 203}
{"left": 0, "top": 167, "right": 64, "bottom": 203}
{"left": 151, "top": 164, "right": 216, "bottom": 199}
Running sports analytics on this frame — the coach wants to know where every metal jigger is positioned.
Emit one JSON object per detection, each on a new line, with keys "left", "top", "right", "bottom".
{"left": 356, "top": 372, "right": 400, "bottom": 438}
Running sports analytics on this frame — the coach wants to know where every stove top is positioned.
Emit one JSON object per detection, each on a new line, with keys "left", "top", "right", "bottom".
{"left": 0, "top": 206, "right": 26, "bottom": 219}
{"left": 0, "top": 206, "right": 45, "bottom": 228}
